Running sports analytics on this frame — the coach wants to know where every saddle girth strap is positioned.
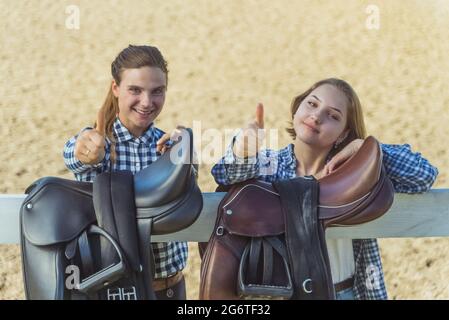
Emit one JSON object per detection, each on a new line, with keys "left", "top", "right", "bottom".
{"left": 137, "top": 218, "right": 157, "bottom": 300}
{"left": 93, "top": 171, "right": 144, "bottom": 299}
{"left": 273, "top": 176, "right": 335, "bottom": 300}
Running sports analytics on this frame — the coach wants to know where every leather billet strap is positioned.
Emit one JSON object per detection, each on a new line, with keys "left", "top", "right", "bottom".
{"left": 77, "top": 230, "right": 94, "bottom": 276}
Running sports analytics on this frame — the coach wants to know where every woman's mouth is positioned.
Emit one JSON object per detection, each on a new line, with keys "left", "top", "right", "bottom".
{"left": 303, "top": 122, "right": 320, "bottom": 133}
{"left": 133, "top": 108, "right": 153, "bottom": 117}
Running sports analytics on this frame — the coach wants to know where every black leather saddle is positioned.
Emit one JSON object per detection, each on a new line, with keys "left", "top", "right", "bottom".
{"left": 20, "top": 128, "right": 202, "bottom": 300}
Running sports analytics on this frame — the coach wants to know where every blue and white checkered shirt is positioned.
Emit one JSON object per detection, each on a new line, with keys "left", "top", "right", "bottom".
{"left": 63, "top": 118, "right": 188, "bottom": 279}
{"left": 211, "top": 139, "right": 439, "bottom": 300}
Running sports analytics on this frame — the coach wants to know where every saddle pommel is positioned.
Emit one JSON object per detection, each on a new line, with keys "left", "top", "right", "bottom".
{"left": 134, "top": 127, "right": 195, "bottom": 209}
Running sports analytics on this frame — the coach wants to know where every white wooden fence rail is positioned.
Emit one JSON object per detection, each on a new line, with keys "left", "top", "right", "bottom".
{"left": 1, "top": 189, "right": 449, "bottom": 244}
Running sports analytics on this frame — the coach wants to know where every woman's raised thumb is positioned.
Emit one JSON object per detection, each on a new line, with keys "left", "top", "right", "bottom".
{"left": 96, "top": 107, "right": 105, "bottom": 136}
{"left": 255, "top": 103, "right": 264, "bottom": 129}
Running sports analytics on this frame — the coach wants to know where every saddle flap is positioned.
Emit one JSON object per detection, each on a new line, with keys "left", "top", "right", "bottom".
{"left": 222, "top": 182, "right": 284, "bottom": 237}
{"left": 21, "top": 177, "right": 96, "bottom": 246}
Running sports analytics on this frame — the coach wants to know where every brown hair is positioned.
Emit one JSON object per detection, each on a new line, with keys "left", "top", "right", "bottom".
{"left": 286, "top": 78, "right": 367, "bottom": 160}
{"left": 96, "top": 45, "right": 168, "bottom": 163}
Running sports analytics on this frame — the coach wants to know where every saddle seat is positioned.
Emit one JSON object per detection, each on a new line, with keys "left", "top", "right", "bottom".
{"left": 221, "top": 136, "right": 393, "bottom": 237}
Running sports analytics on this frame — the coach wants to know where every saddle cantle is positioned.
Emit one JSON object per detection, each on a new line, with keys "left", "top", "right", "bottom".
{"left": 20, "top": 128, "right": 202, "bottom": 300}
{"left": 199, "top": 136, "right": 394, "bottom": 299}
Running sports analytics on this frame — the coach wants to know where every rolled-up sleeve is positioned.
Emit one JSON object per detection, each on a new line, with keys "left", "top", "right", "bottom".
{"left": 211, "top": 139, "right": 259, "bottom": 185}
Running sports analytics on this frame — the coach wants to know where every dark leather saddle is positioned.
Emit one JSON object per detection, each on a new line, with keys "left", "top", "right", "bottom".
{"left": 199, "top": 136, "right": 394, "bottom": 300}
{"left": 20, "top": 128, "right": 202, "bottom": 300}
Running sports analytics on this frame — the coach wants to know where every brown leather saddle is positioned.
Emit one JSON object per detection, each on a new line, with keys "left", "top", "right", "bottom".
{"left": 199, "top": 136, "right": 394, "bottom": 299}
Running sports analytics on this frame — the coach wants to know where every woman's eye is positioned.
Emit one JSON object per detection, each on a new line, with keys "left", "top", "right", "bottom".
{"left": 330, "top": 114, "right": 340, "bottom": 121}
{"left": 130, "top": 88, "right": 141, "bottom": 94}
{"left": 308, "top": 101, "right": 317, "bottom": 108}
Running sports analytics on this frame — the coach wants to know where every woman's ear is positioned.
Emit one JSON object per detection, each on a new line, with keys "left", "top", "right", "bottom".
{"left": 111, "top": 80, "right": 120, "bottom": 98}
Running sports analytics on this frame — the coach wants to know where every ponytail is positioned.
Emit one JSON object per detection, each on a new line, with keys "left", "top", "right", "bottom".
{"left": 95, "top": 85, "right": 119, "bottom": 163}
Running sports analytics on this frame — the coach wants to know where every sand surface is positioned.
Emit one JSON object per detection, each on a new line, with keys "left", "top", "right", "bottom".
{"left": 1, "top": 0, "right": 448, "bottom": 299}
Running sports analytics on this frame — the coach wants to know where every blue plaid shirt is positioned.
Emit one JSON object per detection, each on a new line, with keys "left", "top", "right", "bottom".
{"left": 63, "top": 118, "right": 188, "bottom": 279}
{"left": 211, "top": 139, "right": 439, "bottom": 300}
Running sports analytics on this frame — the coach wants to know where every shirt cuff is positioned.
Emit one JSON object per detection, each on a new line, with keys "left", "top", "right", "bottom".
{"left": 223, "top": 136, "right": 258, "bottom": 165}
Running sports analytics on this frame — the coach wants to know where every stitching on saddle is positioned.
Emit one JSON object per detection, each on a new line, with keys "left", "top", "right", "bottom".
{"left": 318, "top": 191, "right": 371, "bottom": 209}
{"left": 245, "top": 284, "right": 292, "bottom": 289}
{"left": 223, "top": 183, "right": 372, "bottom": 211}
{"left": 223, "top": 184, "right": 279, "bottom": 208}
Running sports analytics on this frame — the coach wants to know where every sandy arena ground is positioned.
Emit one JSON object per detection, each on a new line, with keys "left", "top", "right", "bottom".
{"left": 0, "top": 0, "right": 448, "bottom": 299}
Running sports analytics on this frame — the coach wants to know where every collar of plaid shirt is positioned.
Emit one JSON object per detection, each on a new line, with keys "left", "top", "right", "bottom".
{"left": 112, "top": 117, "right": 159, "bottom": 145}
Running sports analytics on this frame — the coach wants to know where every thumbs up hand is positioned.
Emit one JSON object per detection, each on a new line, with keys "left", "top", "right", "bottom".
{"left": 74, "top": 108, "right": 106, "bottom": 165}
{"left": 233, "top": 103, "right": 265, "bottom": 158}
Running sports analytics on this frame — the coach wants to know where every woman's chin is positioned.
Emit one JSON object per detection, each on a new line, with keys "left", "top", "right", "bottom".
{"left": 297, "top": 135, "right": 332, "bottom": 149}
{"left": 296, "top": 129, "right": 319, "bottom": 142}
{"left": 133, "top": 114, "right": 154, "bottom": 127}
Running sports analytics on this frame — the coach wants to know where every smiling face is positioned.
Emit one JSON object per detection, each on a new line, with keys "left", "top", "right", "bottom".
{"left": 293, "top": 84, "right": 349, "bottom": 149}
{"left": 112, "top": 66, "right": 167, "bottom": 137}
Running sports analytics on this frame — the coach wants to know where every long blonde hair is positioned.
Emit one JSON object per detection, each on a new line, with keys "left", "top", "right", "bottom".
{"left": 286, "top": 78, "right": 367, "bottom": 160}
{"left": 96, "top": 45, "right": 168, "bottom": 163}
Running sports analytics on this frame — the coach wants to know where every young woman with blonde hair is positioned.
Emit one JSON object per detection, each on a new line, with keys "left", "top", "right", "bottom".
{"left": 212, "top": 78, "right": 438, "bottom": 299}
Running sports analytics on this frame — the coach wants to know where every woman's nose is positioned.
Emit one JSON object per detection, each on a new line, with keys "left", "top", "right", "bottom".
{"left": 310, "top": 113, "right": 321, "bottom": 124}
{"left": 140, "top": 92, "right": 152, "bottom": 107}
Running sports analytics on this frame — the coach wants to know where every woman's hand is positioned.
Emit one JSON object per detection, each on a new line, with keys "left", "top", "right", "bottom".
{"left": 156, "top": 125, "right": 186, "bottom": 154}
{"left": 324, "top": 138, "right": 364, "bottom": 175}
{"left": 233, "top": 103, "right": 265, "bottom": 158}
{"left": 75, "top": 109, "right": 106, "bottom": 165}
